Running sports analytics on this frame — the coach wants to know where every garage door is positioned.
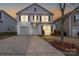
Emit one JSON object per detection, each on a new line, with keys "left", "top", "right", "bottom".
{"left": 72, "top": 28, "right": 79, "bottom": 37}
{"left": 20, "top": 26, "right": 30, "bottom": 35}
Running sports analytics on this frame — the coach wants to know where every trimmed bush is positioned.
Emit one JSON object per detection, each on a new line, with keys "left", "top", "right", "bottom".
{"left": 0, "top": 32, "right": 17, "bottom": 36}
{"left": 51, "top": 30, "right": 67, "bottom": 36}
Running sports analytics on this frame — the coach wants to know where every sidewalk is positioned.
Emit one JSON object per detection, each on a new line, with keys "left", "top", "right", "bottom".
{"left": 26, "top": 36, "right": 64, "bottom": 56}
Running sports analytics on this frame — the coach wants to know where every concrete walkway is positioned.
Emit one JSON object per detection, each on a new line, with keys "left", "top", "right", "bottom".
{"left": 0, "top": 36, "right": 64, "bottom": 56}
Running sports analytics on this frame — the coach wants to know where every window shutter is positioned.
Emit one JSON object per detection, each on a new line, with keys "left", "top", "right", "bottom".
{"left": 49, "top": 16, "right": 50, "bottom": 22}
{"left": 40, "top": 16, "right": 41, "bottom": 22}
{"left": 51, "top": 26, "right": 52, "bottom": 32}
{"left": 74, "top": 16, "right": 76, "bottom": 22}
{"left": 19, "top": 15, "right": 20, "bottom": 22}
{"left": 28, "top": 15, "right": 30, "bottom": 21}
{"left": 33, "top": 15, "right": 34, "bottom": 20}
{"left": 37, "top": 16, "right": 38, "bottom": 20}
{"left": 0, "top": 12, "right": 1, "bottom": 19}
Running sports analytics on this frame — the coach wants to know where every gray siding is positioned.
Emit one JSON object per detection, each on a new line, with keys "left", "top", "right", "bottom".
{"left": 56, "top": 17, "right": 69, "bottom": 36}
{"left": 0, "top": 12, "right": 16, "bottom": 32}
{"left": 17, "top": 4, "right": 53, "bottom": 35}
{"left": 18, "top": 4, "right": 52, "bottom": 15}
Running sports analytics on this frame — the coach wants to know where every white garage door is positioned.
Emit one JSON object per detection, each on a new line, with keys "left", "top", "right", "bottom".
{"left": 72, "top": 28, "right": 79, "bottom": 37}
{"left": 20, "top": 26, "right": 30, "bottom": 35}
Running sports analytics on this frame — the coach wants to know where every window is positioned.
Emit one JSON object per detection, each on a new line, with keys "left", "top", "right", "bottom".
{"left": 34, "top": 15, "right": 37, "bottom": 20}
{"left": 21, "top": 15, "right": 28, "bottom": 22}
{"left": 0, "top": 12, "right": 1, "bottom": 19}
{"left": 34, "top": 8, "right": 37, "bottom": 12}
{"left": 0, "top": 12, "right": 3, "bottom": 23}
{"left": 74, "top": 14, "right": 79, "bottom": 22}
{"left": 41, "top": 16, "right": 49, "bottom": 22}
{"left": 33, "top": 15, "right": 38, "bottom": 21}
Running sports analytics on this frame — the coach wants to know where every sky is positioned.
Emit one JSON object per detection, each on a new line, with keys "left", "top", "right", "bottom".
{"left": 0, "top": 3, "right": 77, "bottom": 19}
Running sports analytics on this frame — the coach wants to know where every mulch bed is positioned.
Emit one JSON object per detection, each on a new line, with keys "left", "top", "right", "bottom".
{"left": 50, "top": 40, "right": 79, "bottom": 56}
{"left": 0, "top": 35, "right": 13, "bottom": 40}
{"left": 0, "top": 32, "right": 17, "bottom": 40}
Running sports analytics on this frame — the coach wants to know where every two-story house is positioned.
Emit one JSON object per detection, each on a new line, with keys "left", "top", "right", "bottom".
{"left": 0, "top": 10, "right": 16, "bottom": 32}
{"left": 55, "top": 6, "right": 79, "bottom": 37}
{"left": 17, "top": 3, "right": 54, "bottom": 35}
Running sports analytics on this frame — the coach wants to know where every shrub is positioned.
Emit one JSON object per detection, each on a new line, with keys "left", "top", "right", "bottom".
{"left": 0, "top": 32, "right": 17, "bottom": 36}
{"left": 52, "top": 30, "right": 67, "bottom": 36}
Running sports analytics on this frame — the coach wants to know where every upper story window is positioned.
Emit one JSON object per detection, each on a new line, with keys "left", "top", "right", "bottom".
{"left": 41, "top": 16, "right": 49, "bottom": 22}
{"left": 34, "top": 8, "right": 37, "bottom": 12}
{"left": 34, "top": 15, "right": 37, "bottom": 20}
{"left": 0, "top": 12, "right": 3, "bottom": 23}
{"left": 21, "top": 15, "right": 28, "bottom": 22}
{"left": 33, "top": 15, "right": 38, "bottom": 21}
{"left": 74, "top": 14, "right": 79, "bottom": 22}
{"left": 0, "top": 12, "right": 2, "bottom": 19}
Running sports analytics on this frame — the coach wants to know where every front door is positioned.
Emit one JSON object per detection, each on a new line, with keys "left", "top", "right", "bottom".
{"left": 42, "top": 25, "right": 51, "bottom": 35}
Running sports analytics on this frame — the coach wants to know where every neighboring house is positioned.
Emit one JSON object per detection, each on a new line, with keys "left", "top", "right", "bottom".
{"left": 0, "top": 10, "right": 16, "bottom": 32}
{"left": 55, "top": 6, "right": 79, "bottom": 37}
{"left": 17, "top": 3, "right": 54, "bottom": 35}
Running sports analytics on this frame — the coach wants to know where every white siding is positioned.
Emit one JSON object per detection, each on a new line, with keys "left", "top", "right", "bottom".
{"left": 17, "top": 4, "right": 53, "bottom": 35}
{"left": 19, "top": 5, "right": 52, "bottom": 15}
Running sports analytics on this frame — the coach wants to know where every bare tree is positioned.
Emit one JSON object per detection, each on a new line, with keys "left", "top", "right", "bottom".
{"left": 58, "top": 3, "right": 66, "bottom": 43}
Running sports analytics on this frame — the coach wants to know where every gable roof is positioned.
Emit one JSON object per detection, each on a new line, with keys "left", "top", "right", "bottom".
{"left": 0, "top": 10, "right": 17, "bottom": 22}
{"left": 17, "top": 3, "right": 53, "bottom": 15}
{"left": 55, "top": 6, "right": 79, "bottom": 22}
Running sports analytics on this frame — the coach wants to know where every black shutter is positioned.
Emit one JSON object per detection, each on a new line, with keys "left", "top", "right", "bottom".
{"left": 51, "top": 26, "right": 52, "bottom": 33}
{"left": 33, "top": 15, "right": 34, "bottom": 20}
{"left": 37, "top": 16, "right": 38, "bottom": 20}
{"left": 74, "top": 16, "right": 76, "bottom": 22}
{"left": 19, "top": 15, "right": 21, "bottom": 22}
{"left": 40, "top": 16, "right": 41, "bottom": 22}
{"left": 0, "top": 12, "right": 1, "bottom": 19}
{"left": 28, "top": 15, "right": 30, "bottom": 21}
{"left": 49, "top": 16, "right": 50, "bottom": 22}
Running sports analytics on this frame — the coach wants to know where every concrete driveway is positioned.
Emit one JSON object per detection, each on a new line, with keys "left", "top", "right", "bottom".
{"left": 0, "top": 36, "right": 64, "bottom": 56}
{"left": 0, "top": 36, "right": 30, "bottom": 55}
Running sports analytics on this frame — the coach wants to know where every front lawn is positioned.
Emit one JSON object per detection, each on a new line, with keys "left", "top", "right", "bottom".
{"left": 42, "top": 36, "right": 79, "bottom": 56}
